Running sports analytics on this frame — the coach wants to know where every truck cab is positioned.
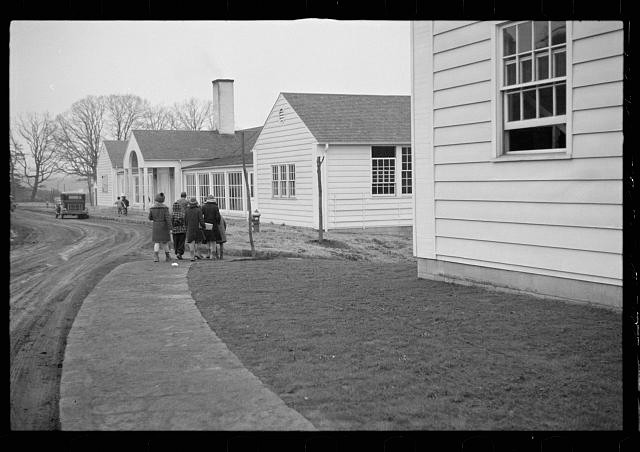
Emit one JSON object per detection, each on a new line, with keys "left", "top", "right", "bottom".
{"left": 57, "top": 192, "right": 89, "bottom": 219}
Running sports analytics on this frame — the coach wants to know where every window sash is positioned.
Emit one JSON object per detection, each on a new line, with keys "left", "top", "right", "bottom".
{"left": 211, "top": 172, "right": 226, "bottom": 209}
{"left": 228, "top": 172, "right": 243, "bottom": 211}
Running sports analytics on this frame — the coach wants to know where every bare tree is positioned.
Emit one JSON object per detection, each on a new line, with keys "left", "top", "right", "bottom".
{"left": 55, "top": 95, "right": 107, "bottom": 206}
{"left": 15, "top": 113, "right": 60, "bottom": 201}
{"left": 171, "top": 98, "right": 212, "bottom": 131}
{"left": 139, "top": 104, "right": 173, "bottom": 130}
{"left": 105, "top": 94, "right": 147, "bottom": 140}
{"left": 10, "top": 127, "right": 25, "bottom": 197}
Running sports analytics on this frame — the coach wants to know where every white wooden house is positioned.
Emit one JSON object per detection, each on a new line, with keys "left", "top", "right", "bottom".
{"left": 411, "top": 21, "right": 623, "bottom": 307}
{"left": 96, "top": 140, "right": 127, "bottom": 207}
{"left": 253, "top": 92, "right": 412, "bottom": 230}
{"left": 96, "top": 79, "right": 260, "bottom": 216}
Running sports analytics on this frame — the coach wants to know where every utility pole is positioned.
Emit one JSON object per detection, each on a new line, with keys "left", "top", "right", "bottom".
{"left": 241, "top": 130, "right": 256, "bottom": 257}
{"left": 317, "top": 155, "right": 325, "bottom": 242}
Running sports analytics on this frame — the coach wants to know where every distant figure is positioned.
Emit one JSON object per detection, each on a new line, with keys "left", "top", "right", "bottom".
{"left": 184, "top": 197, "right": 205, "bottom": 262}
{"left": 177, "top": 191, "right": 189, "bottom": 210}
{"left": 148, "top": 193, "right": 172, "bottom": 262}
{"left": 115, "top": 196, "right": 122, "bottom": 215}
{"left": 202, "top": 195, "right": 222, "bottom": 259}
{"left": 171, "top": 199, "right": 187, "bottom": 260}
{"left": 121, "top": 195, "right": 129, "bottom": 215}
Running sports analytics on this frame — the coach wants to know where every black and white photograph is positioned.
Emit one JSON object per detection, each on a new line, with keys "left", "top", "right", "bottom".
{"left": 9, "top": 14, "right": 634, "bottom": 445}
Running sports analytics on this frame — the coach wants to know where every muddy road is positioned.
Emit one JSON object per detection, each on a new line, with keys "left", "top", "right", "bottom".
{"left": 10, "top": 207, "right": 151, "bottom": 430}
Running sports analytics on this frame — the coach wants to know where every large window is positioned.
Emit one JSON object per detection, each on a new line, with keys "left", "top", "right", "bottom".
{"left": 372, "top": 146, "right": 396, "bottom": 195}
{"left": 212, "top": 173, "right": 226, "bottom": 209}
{"left": 198, "top": 173, "right": 210, "bottom": 205}
{"left": 185, "top": 174, "right": 197, "bottom": 199}
{"left": 228, "top": 172, "right": 243, "bottom": 211}
{"left": 501, "top": 21, "right": 567, "bottom": 153}
{"left": 272, "top": 164, "right": 296, "bottom": 198}
{"left": 401, "top": 147, "right": 412, "bottom": 194}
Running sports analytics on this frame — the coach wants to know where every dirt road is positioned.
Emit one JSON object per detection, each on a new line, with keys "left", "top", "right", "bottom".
{"left": 10, "top": 207, "right": 151, "bottom": 430}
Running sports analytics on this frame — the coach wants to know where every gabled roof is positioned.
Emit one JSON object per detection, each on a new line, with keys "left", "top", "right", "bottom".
{"left": 281, "top": 93, "right": 411, "bottom": 144}
{"left": 103, "top": 140, "right": 128, "bottom": 168}
{"left": 131, "top": 126, "right": 262, "bottom": 161}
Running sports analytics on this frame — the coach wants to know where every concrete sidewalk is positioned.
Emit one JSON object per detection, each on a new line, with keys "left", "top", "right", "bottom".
{"left": 59, "top": 259, "right": 316, "bottom": 430}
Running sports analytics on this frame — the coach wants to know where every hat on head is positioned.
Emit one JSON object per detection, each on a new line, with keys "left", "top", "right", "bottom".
{"left": 206, "top": 194, "right": 216, "bottom": 203}
{"left": 181, "top": 192, "right": 187, "bottom": 198}
{"left": 188, "top": 197, "right": 198, "bottom": 205}
{"left": 155, "top": 193, "right": 165, "bottom": 203}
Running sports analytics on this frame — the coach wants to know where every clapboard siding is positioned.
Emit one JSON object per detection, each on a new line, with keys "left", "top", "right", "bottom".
{"left": 254, "top": 94, "right": 316, "bottom": 227}
{"left": 435, "top": 156, "right": 621, "bottom": 181}
{"left": 433, "top": 39, "right": 491, "bottom": 72}
{"left": 436, "top": 236, "right": 621, "bottom": 281}
{"left": 433, "top": 60, "right": 492, "bottom": 91}
{"left": 435, "top": 180, "right": 621, "bottom": 204}
{"left": 411, "top": 21, "right": 624, "bottom": 289}
{"left": 432, "top": 21, "right": 491, "bottom": 53}
{"left": 573, "top": 82, "right": 623, "bottom": 111}
{"left": 434, "top": 101, "right": 492, "bottom": 128}
{"left": 433, "top": 21, "right": 477, "bottom": 35}
{"left": 572, "top": 20, "right": 623, "bottom": 40}
{"left": 572, "top": 55, "right": 623, "bottom": 88}
{"left": 435, "top": 200, "right": 621, "bottom": 229}
{"left": 326, "top": 145, "right": 413, "bottom": 229}
{"left": 435, "top": 218, "right": 622, "bottom": 254}
{"left": 96, "top": 145, "right": 115, "bottom": 207}
{"left": 573, "top": 29, "right": 624, "bottom": 64}
{"left": 433, "top": 81, "right": 492, "bottom": 109}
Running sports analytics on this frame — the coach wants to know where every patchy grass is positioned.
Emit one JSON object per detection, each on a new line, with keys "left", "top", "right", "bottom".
{"left": 189, "top": 259, "right": 622, "bottom": 430}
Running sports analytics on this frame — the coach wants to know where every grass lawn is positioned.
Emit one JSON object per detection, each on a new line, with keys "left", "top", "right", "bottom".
{"left": 189, "top": 258, "right": 622, "bottom": 430}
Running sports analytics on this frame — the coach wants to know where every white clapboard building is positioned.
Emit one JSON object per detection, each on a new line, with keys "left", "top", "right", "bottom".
{"left": 410, "top": 21, "right": 623, "bottom": 307}
{"left": 253, "top": 92, "right": 412, "bottom": 230}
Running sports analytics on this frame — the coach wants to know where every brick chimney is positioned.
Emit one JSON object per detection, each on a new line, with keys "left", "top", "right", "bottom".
{"left": 212, "top": 79, "right": 235, "bottom": 135}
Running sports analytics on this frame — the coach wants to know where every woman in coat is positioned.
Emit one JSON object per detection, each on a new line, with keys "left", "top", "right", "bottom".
{"left": 148, "top": 193, "right": 172, "bottom": 262}
{"left": 201, "top": 194, "right": 222, "bottom": 259}
{"left": 184, "top": 197, "right": 206, "bottom": 261}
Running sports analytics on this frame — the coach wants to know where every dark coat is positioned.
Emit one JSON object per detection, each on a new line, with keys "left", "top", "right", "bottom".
{"left": 202, "top": 202, "right": 222, "bottom": 243}
{"left": 148, "top": 203, "right": 171, "bottom": 242}
{"left": 184, "top": 204, "right": 205, "bottom": 243}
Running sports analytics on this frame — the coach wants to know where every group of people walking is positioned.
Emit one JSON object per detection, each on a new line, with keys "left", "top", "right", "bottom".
{"left": 115, "top": 195, "right": 129, "bottom": 216}
{"left": 148, "top": 191, "right": 226, "bottom": 262}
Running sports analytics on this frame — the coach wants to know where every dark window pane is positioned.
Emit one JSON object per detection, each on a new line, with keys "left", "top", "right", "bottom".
{"left": 534, "top": 21, "right": 549, "bottom": 49}
{"left": 505, "top": 125, "right": 566, "bottom": 152}
{"left": 553, "top": 49, "right": 566, "bottom": 77}
{"left": 555, "top": 84, "right": 566, "bottom": 115}
{"left": 551, "top": 21, "right": 566, "bottom": 45}
{"left": 523, "top": 89, "right": 536, "bottom": 119}
{"left": 508, "top": 92, "right": 520, "bottom": 121}
{"left": 372, "top": 146, "right": 395, "bottom": 158}
{"left": 539, "top": 86, "right": 553, "bottom": 117}
{"left": 520, "top": 58, "right": 532, "bottom": 83}
{"left": 505, "top": 60, "right": 516, "bottom": 85}
{"left": 536, "top": 52, "right": 549, "bottom": 80}
{"left": 518, "top": 22, "right": 532, "bottom": 53}
{"left": 504, "top": 25, "right": 516, "bottom": 56}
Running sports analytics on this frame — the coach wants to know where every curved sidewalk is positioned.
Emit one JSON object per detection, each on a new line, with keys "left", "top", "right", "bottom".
{"left": 59, "top": 260, "right": 316, "bottom": 430}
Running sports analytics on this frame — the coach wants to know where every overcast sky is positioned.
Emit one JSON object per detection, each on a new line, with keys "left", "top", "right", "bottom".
{"left": 10, "top": 20, "right": 410, "bottom": 130}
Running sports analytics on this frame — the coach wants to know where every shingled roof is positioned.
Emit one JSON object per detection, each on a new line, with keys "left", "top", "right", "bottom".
{"left": 131, "top": 126, "right": 262, "bottom": 161}
{"left": 281, "top": 93, "right": 410, "bottom": 144}
{"left": 103, "top": 140, "right": 128, "bottom": 168}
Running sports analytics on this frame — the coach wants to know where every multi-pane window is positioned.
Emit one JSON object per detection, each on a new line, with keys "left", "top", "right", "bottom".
{"left": 271, "top": 164, "right": 296, "bottom": 198}
{"left": 198, "top": 173, "right": 210, "bottom": 205}
{"left": 401, "top": 147, "right": 412, "bottom": 194}
{"left": 185, "top": 174, "right": 197, "bottom": 199}
{"left": 272, "top": 165, "right": 279, "bottom": 197}
{"left": 228, "top": 172, "right": 243, "bottom": 211}
{"left": 501, "top": 21, "right": 567, "bottom": 153}
{"left": 211, "top": 173, "right": 226, "bottom": 209}
{"left": 249, "top": 172, "right": 254, "bottom": 198}
{"left": 288, "top": 164, "right": 296, "bottom": 197}
{"left": 372, "top": 146, "right": 396, "bottom": 195}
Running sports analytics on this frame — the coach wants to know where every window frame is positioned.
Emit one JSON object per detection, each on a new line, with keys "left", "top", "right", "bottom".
{"left": 228, "top": 171, "right": 244, "bottom": 211}
{"left": 492, "top": 20, "right": 573, "bottom": 162}
{"left": 371, "top": 145, "right": 399, "bottom": 197}
{"left": 271, "top": 163, "right": 296, "bottom": 199}
{"left": 401, "top": 146, "right": 412, "bottom": 195}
